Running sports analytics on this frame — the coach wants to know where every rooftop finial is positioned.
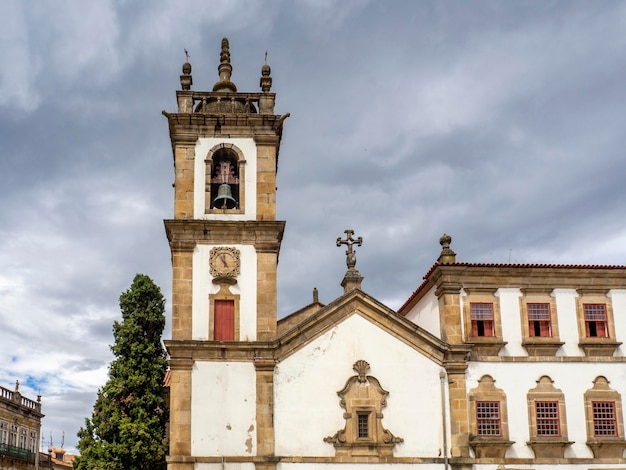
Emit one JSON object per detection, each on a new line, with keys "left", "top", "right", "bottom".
{"left": 260, "top": 49, "right": 272, "bottom": 93}
{"left": 213, "top": 37, "right": 237, "bottom": 92}
{"left": 337, "top": 229, "right": 364, "bottom": 293}
{"left": 180, "top": 49, "right": 192, "bottom": 91}
{"left": 438, "top": 233, "right": 456, "bottom": 264}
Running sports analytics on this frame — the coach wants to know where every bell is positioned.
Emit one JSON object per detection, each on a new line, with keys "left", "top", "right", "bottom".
{"left": 213, "top": 183, "right": 237, "bottom": 209}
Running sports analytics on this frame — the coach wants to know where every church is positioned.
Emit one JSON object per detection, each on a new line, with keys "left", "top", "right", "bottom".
{"left": 162, "top": 39, "right": 626, "bottom": 470}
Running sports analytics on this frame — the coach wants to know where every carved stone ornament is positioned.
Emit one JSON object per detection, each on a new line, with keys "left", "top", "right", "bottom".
{"left": 324, "top": 360, "right": 403, "bottom": 457}
{"left": 209, "top": 246, "right": 241, "bottom": 278}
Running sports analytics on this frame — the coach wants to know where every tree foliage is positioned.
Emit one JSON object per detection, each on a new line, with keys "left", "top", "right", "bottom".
{"left": 75, "top": 274, "right": 168, "bottom": 470}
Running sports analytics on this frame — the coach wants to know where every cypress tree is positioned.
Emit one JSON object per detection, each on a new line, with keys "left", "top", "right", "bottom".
{"left": 75, "top": 274, "right": 168, "bottom": 469}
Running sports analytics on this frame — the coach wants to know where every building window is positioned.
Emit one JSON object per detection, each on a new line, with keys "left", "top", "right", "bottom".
{"left": 593, "top": 402, "right": 617, "bottom": 436}
{"left": 528, "top": 303, "right": 551, "bottom": 337}
{"left": 535, "top": 401, "right": 560, "bottom": 436}
{"left": 214, "top": 299, "right": 235, "bottom": 341}
{"left": 357, "top": 412, "right": 370, "bottom": 438}
{"left": 468, "top": 375, "right": 512, "bottom": 458}
{"left": 584, "top": 376, "right": 626, "bottom": 458}
{"left": 471, "top": 303, "right": 494, "bottom": 337}
{"left": 584, "top": 304, "right": 608, "bottom": 338}
{"left": 526, "top": 376, "right": 571, "bottom": 458}
{"left": 476, "top": 401, "right": 501, "bottom": 436}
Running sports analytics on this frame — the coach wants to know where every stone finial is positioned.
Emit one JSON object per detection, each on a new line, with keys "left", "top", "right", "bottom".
{"left": 313, "top": 287, "right": 319, "bottom": 303}
{"left": 260, "top": 51, "right": 272, "bottom": 93}
{"left": 15, "top": 380, "right": 19, "bottom": 391}
{"left": 180, "top": 49, "right": 193, "bottom": 91}
{"left": 213, "top": 37, "right": 237, "bottom": 92}
{"left": 438, "top": 233, "right": 456, "bottom": 264}
{"left": 337, "top": 229, "right": 364, "bottom": 293}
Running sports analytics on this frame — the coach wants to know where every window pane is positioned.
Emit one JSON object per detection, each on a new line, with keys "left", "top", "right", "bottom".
{"left": 593, "top": 401, "right": 617, "bottom": 436}
{"left": 536, "top": 401, "right": 560, "bottom": 436}
{"left": 584, "top": 304, "right": 607, "bottom": 321}
{"left": 471, "top": 303, "right": 494, "bottom": 320}
{"left": 476, "top": 401, "right": 501, "bottom": 436}
{"left": 357, "top": 413, "right": 369, "bottom": 438}
{"left": 528, "top": 303, "right": 550, "bottom": 320}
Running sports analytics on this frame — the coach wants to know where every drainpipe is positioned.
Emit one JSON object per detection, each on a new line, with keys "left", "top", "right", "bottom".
{"left": 440, "top": 370, "right": 449, "bottom": 470}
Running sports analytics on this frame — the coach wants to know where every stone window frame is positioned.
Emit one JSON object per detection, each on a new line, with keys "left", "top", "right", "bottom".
{"left": 468, "top": 375, "right": 513, "bottom": 458}
{"left": 575, "top": 290, "right": 621, "bottom": 357}
{"left": 462, "top": 288, "right": 506, "bottom": 356}
{"left": 519, "top": 289, "right": 563, "bottom": 356}
{"left": 526, "top": 375, "right": 572, "bottom": 458}
{"left": 584, "top": 376, "right": 626, "bottom": 458}
{"left": 204, "top": 143, "right": 247, "bottom": 215}
{"left": 209, "top": 281, "right": 240, "bottom": 341}
{"left": 324, "top": 360, "right": 403, "bottom": 458}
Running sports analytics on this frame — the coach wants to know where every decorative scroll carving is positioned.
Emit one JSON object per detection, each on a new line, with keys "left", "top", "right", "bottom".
{"left": 324, "top": 360, "right": 403, "bottom": 457}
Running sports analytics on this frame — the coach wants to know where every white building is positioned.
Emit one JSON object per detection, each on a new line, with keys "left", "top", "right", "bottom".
{"left": 163, "top": 39, "right": 626, "bottom": 470}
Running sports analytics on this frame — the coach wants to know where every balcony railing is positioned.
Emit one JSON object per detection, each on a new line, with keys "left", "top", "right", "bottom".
{"left": 0, "top": 443, "right": 36, "bottom": 464}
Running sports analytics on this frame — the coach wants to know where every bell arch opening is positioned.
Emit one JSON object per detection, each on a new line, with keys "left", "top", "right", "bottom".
{"left": 205, "top": 144, "right": 245, "bottom": 213}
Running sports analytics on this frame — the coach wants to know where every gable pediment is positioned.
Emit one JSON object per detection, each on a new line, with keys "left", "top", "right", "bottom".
{"left": 275, "top": 289, "right": 448, "bottom": 364}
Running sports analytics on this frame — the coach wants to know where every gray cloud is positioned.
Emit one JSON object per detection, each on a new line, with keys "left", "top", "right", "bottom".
{"left": 1, "top": 0, "right": 626, "bottom": 453}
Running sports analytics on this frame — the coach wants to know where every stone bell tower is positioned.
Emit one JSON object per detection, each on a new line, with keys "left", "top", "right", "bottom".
{"left": 163, "top": 38, "right": 289, "bottom": 469}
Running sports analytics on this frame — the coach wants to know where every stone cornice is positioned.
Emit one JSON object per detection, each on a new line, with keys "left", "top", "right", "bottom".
{"left": 164, "top": 219, "right": 285, "bottom": 253}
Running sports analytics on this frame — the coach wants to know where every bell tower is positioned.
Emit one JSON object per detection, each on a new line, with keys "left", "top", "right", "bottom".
{"left": 163, "top": 39, "right": 288, "bottom": 469}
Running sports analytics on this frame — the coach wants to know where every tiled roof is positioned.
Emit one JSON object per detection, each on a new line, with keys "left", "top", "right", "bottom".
{"left": 398, "top": 262, "right": 626, "bottom": 314}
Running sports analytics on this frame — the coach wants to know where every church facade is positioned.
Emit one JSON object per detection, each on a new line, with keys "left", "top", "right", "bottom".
{"left": 163, "top": 39, "right": 626, "bottom": 470}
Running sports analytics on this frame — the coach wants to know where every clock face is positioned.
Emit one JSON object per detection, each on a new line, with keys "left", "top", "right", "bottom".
{"left": 210, "top": 247, "right": 240, "bottom": 277}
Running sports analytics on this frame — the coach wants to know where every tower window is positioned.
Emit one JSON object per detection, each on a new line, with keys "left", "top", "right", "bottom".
{"left": 471, "top": 303, "right": 494, "bottom": 337}
{"left": 214, "top": 299, "right": 235, "bottom": 340}
{"left": 528, "top": 303, "right": 552, "bottom": 337}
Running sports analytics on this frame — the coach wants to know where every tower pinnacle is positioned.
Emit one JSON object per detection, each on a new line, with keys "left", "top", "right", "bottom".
{"left": 213, "top": 37, "right": 237, "bottom": 92}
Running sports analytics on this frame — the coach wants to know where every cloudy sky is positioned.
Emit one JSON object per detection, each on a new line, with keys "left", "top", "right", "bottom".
{"left": 1, "top": 0, "right": 626, "bottom": 454}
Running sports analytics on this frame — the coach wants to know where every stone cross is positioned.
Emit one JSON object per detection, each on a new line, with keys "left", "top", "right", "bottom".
{"left": 336, "top": 229, "right": 363, "bottom": 270}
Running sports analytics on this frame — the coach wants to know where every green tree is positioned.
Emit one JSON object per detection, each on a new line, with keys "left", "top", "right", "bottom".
{"left": 75, "top": 274, "right": 168, "bottom": 470}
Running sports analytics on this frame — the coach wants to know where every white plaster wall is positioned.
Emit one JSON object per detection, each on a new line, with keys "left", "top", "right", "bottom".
{"left": 552, "top": 288, "right": 583, "bottom": 356}
{"left": 496, "top": 288, "right": 526, "bottom": 356}
{"left": 274, "top": 313, "right": 447, "bottom": 458}
{"left": 192, "top": 244, "right": 257, "bottom": 341}
{"left": 191, "top": 362, "right": 257, "bottom": 456}
{"left": 279, "top": 464, "right": 443, "bottom": 470}
{"left": 403, "top": 287, "right": 441, "bottom": 339}
{"left": 467, "top": 360, "right": 626, "bottom": 459}
{"left": 196, "top": 464, "right": 255, "bottom": 470}
{"left": 194, "top": 138, "right": 257, "bottom": 220}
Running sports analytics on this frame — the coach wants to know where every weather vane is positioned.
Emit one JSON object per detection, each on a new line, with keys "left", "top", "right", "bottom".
{"left": 184, "top": 48, "right": 190, "bottom": 61}
{"left": 336, "top": 229, "right": 363, "bottom": 270}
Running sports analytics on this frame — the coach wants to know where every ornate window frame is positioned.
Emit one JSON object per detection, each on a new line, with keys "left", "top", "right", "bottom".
{"left": 584, "top": 376, "right": 626, "bottom": 458}
{"left": 526, "top": 375, "right": 572, "bottom": 458}
{"left": 463, "top": 288, "right": 506, "bottom": 356}
{"left": 520, "top": 289, "right": 563, "bottom": 356}
{"left": 324, "top": 360, "right": 403, "bottom": 458}
{"left": 204, "top": 143, "right": 246, "bottom": 215}
{"left": 576, "top": 290, "right": 621, "bottom": 357}
{"left": 468, "top": 375, "right": 513, "bottom": 458}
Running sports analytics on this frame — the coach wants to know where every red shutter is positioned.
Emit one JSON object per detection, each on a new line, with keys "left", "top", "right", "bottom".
{"left": 484, "top": 320, "right": 494, "bottom": 337}
{"left": 214, "top": 300, "right": 235, "bottom": 340}
{"left": 471, "top": 321, "right": 478, "bottom": 336}
{"left": 539, "top": 320, "right": 551, "bottom": 337}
